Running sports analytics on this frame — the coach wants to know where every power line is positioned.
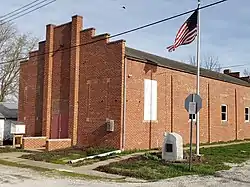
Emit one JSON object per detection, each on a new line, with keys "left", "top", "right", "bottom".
{"left": 111, "top": 0, "right": 228, "bottom": 38}
{"left": 0, "top": 0, "right": 228, "bottom": 66}
{"left": 0, "top": 0, "right": 41, "bottom": 19}
{"left": 221, "top": 64, "right": 250, "bottom": 69}
{"left": 1, "top": 0, "right": 53, "bottom": 22}
{"left": 0, "top": 0, "right": 56, "bottom": 26}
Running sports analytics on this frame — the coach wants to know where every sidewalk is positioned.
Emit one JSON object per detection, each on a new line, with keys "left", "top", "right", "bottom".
{"left": 0, "top": 151, "right": 147, "bottom": 182}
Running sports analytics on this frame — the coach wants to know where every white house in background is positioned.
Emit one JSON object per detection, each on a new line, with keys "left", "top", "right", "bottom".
{"left": 0, "top": 103, "right": 18, "bottom": 145}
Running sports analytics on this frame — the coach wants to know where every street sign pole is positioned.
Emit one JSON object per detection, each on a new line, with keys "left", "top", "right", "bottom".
{"left": 189, "top": 94, "right": 195, "bottom": 171}
{"left": 185, "top": 93, "right": 202, "bottom": 171}
{"left": 189, "top": 111, "right": 193, "bottom": 171}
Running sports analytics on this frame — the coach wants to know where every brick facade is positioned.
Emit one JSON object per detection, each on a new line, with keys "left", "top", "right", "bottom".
{"left": 18, "top": 52, "right": 38, "bottom": 137}
{"left": 77, "top": 28, "right": 124, "bottom": 149}
{"left": 124, "top": 58, "right": 250, "bottom": 149}
{"left": 22, "top": 137, "right": 46, "bottom": 149}
{"left": 18, "top": 15, "right": 250, "bottom": 151}
{"left": 46, "top": 139, "right": 71, "bottom": 151}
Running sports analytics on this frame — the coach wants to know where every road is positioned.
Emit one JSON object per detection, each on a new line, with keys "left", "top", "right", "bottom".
{"left": 1, "top": 162, "right": 250, "bottom": 187}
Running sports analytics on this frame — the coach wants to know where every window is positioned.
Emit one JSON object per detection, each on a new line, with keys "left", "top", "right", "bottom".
{"left": 189, "top": 114, "right": 196, "bottom": 121}
{"left": 221, "top": 105, "right": 227, "bottom": 121}
{"left": 144, "top": 79, "right": 157, "bottom": 121}
{"left": 245, "top": 107, "right": 249, "bottom": 122}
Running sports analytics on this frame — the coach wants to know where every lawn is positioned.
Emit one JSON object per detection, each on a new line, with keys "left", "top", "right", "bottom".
{"left": 20, "top": 147, "right": 117, "bottom": 164}
{"left": 0, "top": 147, "right": 34, "bottom": 153}
{"left": 96, "top": 142, "right": 250, "bottom": 181}
{"left": 20, "top": 146, "right": 154, "bottom": 166}
{"left": 70, "top": 148, "right": 156, "bottom": 167}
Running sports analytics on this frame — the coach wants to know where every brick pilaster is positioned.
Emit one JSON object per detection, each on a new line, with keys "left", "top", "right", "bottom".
{"left": 69, "top": 15, "right": 83, "bottom": 146}
{"left": 42, "top": 24, "right": 55, "bottom": 138}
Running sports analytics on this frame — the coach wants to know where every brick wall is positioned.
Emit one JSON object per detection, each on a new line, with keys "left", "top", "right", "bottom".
{"left": 19, "top": 44, "right": 45, "bottom": 137}
{"left": 49, "top": 22, "right": 72, "bottom": 139}
{"left": 124, "top": 58, "right": 250, "bottom": 150}
{"left": 18, "top": 52, "right": 38, "bottom": 137}
{"left": 18, "top": 16, "right": 131, "bottom": 150}
{"left": 22, "top": 137, "right": 46, "bottom": 149}
{"left": 77, "top": 27, "right": 125, "bottom": 149}
{"left": 226, "top": 86, "right": 250, "bottom": 141}
{"left": 19, "top": 16, "right": 82, "bottom": 140}
{"left": 46, "top": 139, "right": 71, "bottom": 151}
{"left": 35, "top": 41, "right": 45, "bottom": 136}
{"left": 19, "top": 14, "right": 250, "bottom": 152}
{"left": 18, "top": 60, "right": 27, "bottom": 123}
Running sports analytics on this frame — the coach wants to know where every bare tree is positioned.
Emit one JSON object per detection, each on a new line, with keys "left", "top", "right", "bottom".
{"left": 243, "top": 69, "right": 250, "bottom": 76}
{"left": 0, "top": 23, "right": 38, "bottom": 102}
{"left": 188, "top": 55, "right": 221, "bottom": 72}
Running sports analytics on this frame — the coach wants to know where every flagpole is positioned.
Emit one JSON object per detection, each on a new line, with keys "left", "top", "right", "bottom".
{"left": 196, "top": 0, "right": 201, "bottom": 156}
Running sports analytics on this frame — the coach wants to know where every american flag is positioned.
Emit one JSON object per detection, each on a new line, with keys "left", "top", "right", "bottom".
{"left": 167, "top": 9, "right": 198, "bottom": 52}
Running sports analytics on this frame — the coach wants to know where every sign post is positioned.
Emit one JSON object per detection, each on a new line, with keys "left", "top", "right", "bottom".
{"left": 185, "top": 93, "right": 202, "bottom": 171}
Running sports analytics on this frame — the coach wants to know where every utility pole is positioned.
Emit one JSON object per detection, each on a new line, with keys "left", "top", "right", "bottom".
{"left": 196, "top": 0, "right": 201, "bottom": 156}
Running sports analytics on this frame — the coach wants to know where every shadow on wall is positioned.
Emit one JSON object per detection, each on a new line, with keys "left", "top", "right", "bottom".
{"left": 143, "top": 60, "right": 158, "bottom": 74}
{"left": 91, "top": 122, "right": 112, "bottom": 146}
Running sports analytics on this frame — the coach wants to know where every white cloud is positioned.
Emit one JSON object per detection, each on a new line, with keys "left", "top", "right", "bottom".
{"left": 1, "top": 0, "right": 250, "bottom": 72}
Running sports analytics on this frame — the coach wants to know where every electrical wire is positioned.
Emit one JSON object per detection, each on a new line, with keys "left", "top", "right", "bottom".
{"left": 0, "top": 0, "right": 56, "bottom": 26}
{"left": 220, "top": 64, "right": 250, "bottom": 69}
{"left": 0, "top": 0, "right": 42, "bottom": 19}
{"left": 0, "top": 0, "right": 54, "bottom": 22}
{"left": 0, "top": 0, "right": 228, "bottom": 66}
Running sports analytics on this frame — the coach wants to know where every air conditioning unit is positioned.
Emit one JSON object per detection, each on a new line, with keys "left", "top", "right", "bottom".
{"left": 106, "top": 118, "right": 114, "bottom": 132}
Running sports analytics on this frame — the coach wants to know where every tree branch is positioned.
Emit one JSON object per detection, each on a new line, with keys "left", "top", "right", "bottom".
{"left": 0, "top": 23, "right": 38, "bottom": 102}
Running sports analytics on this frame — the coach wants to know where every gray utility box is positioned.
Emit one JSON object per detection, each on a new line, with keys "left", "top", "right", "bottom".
{"left": 106, "top": 118, "right": 114, "bottom": 132}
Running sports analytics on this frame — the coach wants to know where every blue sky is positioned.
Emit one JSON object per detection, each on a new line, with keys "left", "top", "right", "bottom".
{"left": 1, "top": 0, "right": 250, "bottom": 73}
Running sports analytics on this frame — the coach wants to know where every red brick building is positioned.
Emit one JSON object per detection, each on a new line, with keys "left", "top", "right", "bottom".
{"left": 19, "top": 15, "right": 250, "bottom": 151}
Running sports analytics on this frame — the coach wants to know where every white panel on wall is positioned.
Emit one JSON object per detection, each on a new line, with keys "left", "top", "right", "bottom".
{"left": 0, "top": 119, "right": 5, "bottom": 145}
{"left": 144, "top": 79, "right": 157, "bottom": 121}
{"left": 11, "top": 123, "right": 25, "bottom": 134}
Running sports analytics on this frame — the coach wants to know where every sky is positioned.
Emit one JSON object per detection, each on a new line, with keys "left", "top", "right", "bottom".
{"left": 1, "top": 0, "right": 250, "bottom": 74}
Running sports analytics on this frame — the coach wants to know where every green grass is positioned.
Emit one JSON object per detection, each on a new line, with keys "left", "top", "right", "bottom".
{"left": 184, "top": 139, "right": 250, "bottom": 147}
{"left": 200, "top": 142, "right": 250, "bottom": 164}
{"left": 71, "top": 154, "right": 118, "bottom": 167}
{"left": 0, "top": 147, "right": 35, "bottom": 153}
{"left": 71, "top": 148, "right": 158, "bottom": 167}
{"left": 119, "top": 148, "right": 155, "bottom": 155}
{"left": 20, "top": 146, "right": 117, "bottom": 164}
{"left": 96, "top": 142, "right": 250, "bottom": 181}
{"left": 20, "top": 146, "right": 154, "bottom": 166}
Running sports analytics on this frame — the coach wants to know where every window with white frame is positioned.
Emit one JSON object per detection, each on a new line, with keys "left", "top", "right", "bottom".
{"left": 189, "top": 114, "right": 196, "bottom": 121}
{"left": 245, "top": 107, "right": 249, "bottom": 122}
{"left": 144, "top": 79, "right": 157, "bottom": 121}
{"left": 221, "top": 104, "right": 227, "bottom": 121}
